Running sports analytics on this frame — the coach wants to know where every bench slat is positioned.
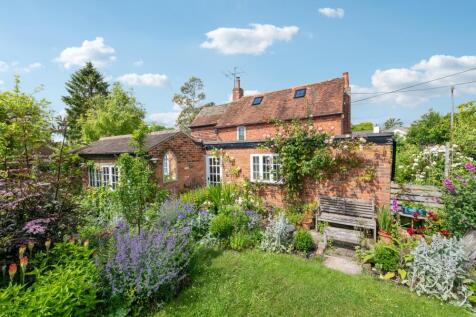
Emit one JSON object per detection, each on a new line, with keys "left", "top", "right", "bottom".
{"left": 317, "top": 212, "right": 375, "bottom": 228}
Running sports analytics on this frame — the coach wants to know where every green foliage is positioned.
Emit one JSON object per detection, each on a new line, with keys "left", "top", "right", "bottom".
{"left": 267, "top": 120, "right": 368, "bottom": 202}
{"left": 209, "top": 213, "right": 234, "bottom": 240}
{"left": 0, "top": 243, "right": 99, "bottom": 317}
{"left": 115, "top": 154, "right": 162, "bottom": 232}
{"left": 62, "top": 62, "right": 109, "bottom": 143}
{"left": 180, "top": 187, "right": 210, "bottom": 210}
{"left": 377, "top": 207, "right": 394, "bottom": 233}
{"left": 443, "top": 167, "right": 476, "bottom": 237}
{"left": 407, "top": 109, "right": 450, "bottom": 146}
{"left": 352, "top": 121, "right": 373, "bottom": 131}
{"left": 373, "top": 242, "right": 400, "bottom": 272}
{"left": 384, "top": 118, "right": 403, "bottom": 130}
{"left": 293, "top": 230, "right": 314, "bottom": 252}
{"left": 79, "top": 83, "right": 145, "bottom": 143}
{"left": 229, "top": 232, "right": 253, "bottom": 251}
{"left": 0, "top": 76, "right": 51, "bottom": 169}
{"left": 453, "top": 102, "right": 476, "bottom": 158}
{"left": 173, "top": 76, "right": 214, "bottom": 132}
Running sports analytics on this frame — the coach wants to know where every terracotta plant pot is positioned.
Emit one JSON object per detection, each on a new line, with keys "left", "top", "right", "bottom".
{"left": 378, "top": 230, "right": 393, "bottom": 244}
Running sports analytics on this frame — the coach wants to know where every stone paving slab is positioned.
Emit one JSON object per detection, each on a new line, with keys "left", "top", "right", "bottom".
{"left": 323, "top": 255, "right": 362, "bottom": 275}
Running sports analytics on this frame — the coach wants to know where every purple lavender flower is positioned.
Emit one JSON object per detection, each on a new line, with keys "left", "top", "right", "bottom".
{"left": 464, "top": 162, "right": 475, "bottom": 172}
{"left": 443, "top": 179, "right": 456, "bottom": 194}
{"left": 23, "top": 218, "right": 54, "bottom": 235}
{"left": 391, "top": 196, "right": 398, "bottom": 213}
{"left": 177, "top": 213, "right": 186, "bottom": 220}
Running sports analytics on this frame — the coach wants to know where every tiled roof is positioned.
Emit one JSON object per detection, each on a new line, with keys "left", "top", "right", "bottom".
{"left": 189, "top": 104, "right": 228, "bottom": 128}
{"left": 73, "top": 130, "right": 179, "bottom": 156}
{"left": 190, "top": 77, "right": 345, "bottom": 128}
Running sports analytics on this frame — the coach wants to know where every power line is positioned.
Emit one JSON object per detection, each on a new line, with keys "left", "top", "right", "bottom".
{"left": 351, "top": 66, "right": 476, "bottom": 103}
{"left": 351, "top": 79, "right": 476, "bottom": 95}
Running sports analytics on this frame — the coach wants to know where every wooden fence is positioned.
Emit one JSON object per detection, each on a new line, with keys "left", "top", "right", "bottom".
{"left": 390, "top": 182, "right": 443, "bottom": 209}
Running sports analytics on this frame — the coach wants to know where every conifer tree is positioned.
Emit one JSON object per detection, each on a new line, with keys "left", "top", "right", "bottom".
{"left": 62, "top": 62, "right": 109, "bottom": 142}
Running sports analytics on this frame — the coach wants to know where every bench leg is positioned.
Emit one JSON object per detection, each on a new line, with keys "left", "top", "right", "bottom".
{"left": 373, "top": 227, "right": 377, "bottom": 241}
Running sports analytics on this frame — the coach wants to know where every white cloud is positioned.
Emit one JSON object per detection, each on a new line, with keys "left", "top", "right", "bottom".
{"left": 318, "top": 8, "right": 345, "bottom": 18}
{"left": 117, "top": 73, "right": 168, "bottom": 87}
{"left": 227, "top": 89, "right": 260, "bottom": 102}
{"left": 22, "top": 62, "right": 43, "bottom": 73}
{"left": 55, "top": 37, "right": 116, "bottom": 69}
{"left": 148, "top": 111, "right": 179, "bottom": 128}
{"left": 133, "top": 60, "right": 144, "bottom": 67}
{"left": 353, "top": 55, "right": 476, "bottom": 106}
{"left": 0, "top": 61, "right": 9, "bottom": 72}
{"left": 0, "top": 79, "right": 4, "bottom": 86}
{"left": 201, "top": 23, "right": 299, "bottom": 55}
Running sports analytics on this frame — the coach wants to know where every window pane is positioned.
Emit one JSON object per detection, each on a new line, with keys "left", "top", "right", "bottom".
{"left": 272, "top": 155, "right": 281, "bottom": 182}
{"left": 103, "top": 167, "right": 110, "bottom": 186}
{"left": 252, "top": 156, "right": 260, "bottom": 180}
{"left": 263, "top": 155, "right": 271, "bottom": 181}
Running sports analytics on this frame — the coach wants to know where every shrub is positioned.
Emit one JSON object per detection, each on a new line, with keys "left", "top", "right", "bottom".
{"left": 229, "top": 232, "right": 252, "bottom": 251}
{"left": 0, "top": 243, "right": 99, "bottom": 316}
{"left": 260, "top": 213, "right": 292, "bottom": 253}
{"left": 209, "top": 213, "right": 234, "bottom": 240}
{"left": 180, "top": 187, "right": 209, "bottom": 210}
{"left": 373, "top": 242, "right": 400, "bottom": 272}
{"left": 442, "top": 163, "right": 476, "bottom": 237}
{"left": 293, "top": 230, "right": 314, "bottom": 252}
{"left": 101, "top": 220, "right": 192, "bottom": 307}
{"left": 408, "top": 234, "right": 473, "bottom": 306}
{"left": 377, "top": 207, "right": 394, "bottom": 233}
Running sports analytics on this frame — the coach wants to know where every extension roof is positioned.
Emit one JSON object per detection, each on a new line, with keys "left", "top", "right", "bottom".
{"left": 72, "top": 130, "right": 180, "bottom": 156}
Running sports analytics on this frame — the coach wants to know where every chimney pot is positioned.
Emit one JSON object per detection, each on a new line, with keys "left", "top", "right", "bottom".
{"left": 342, "top": 72, "right": 349, "bottom": 89}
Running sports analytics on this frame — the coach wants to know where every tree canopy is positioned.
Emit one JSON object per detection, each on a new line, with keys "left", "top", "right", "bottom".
{"left": 352, "top": 122, "right": 373, "bottom": 132}
{"left": 383, "top": 118, "right": 403, "bottom": 130}
{"left": 173, "top": 77, "right": 214, "bottom": 132}
{"left": 406, "top": 109, "right": 450, "bottom": 145}
{"left": 79, "top": 83, "right": 145, "bottom": 144}
{"left": 62, "top": 62, "right": 109, "bottom": 143}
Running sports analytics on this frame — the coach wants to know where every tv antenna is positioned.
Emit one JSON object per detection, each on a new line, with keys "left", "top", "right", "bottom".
{"left": 223, "top": 66, "right": 245, "bottom": 81}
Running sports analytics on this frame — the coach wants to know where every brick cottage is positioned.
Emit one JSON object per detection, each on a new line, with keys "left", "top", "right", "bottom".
{"left": 76, "top": 72, "right": 395, "bottom": 208}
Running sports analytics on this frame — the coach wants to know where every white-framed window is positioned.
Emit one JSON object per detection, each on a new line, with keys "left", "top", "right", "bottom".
{"left": 163, "top": 153, "right": 170, "bottom": 177}
{"left": 237, "top": 126, "right": 246, "bottom": 141}
{"left": 88, "top": 165, "right": 119, "bottom": 189}
{"left": 249, "top": 154, "right": 282, "bottom": 184}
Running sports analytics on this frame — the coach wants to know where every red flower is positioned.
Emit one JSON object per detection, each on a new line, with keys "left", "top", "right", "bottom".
{"left": 20, "top": 256, "right": 28, "bottom": 270}
{"left": 418, "top": 226, "right": 427, "bottom": 234}
{"left": 8, "top": 263, "right": 17, "bottom": 281}
{"left": 440, "top": 230, "right": 450, "bottom": 237}
{"left": 406, "top": 227, "right": 416, "bottom": 236}
{"left": 427, "top": 211, "right": 438, "bottom": 221}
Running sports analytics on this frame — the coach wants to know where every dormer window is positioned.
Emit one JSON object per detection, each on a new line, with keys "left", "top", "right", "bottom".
{"left": 294, "top": 88, "right": 306, "bottom": 98}
{"left": 237, "top": 126, "right": 246, "bottom": 141}
{"left": 252, "top": 96, "right": 263, "bottom": 106}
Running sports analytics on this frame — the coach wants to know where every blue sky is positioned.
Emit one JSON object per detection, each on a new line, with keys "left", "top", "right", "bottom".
{"left": 1, "top": 0, "right": 476, "bottom": 127}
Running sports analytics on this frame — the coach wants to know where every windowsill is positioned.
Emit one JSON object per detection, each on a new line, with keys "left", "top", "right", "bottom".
{"left": 163, "top": 178, "right": 177, "bottom": 184}
{"left": 250, "top": 179, "right": 284, "bottom": 186}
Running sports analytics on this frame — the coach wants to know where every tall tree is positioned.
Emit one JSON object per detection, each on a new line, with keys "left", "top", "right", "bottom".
{"left": 406, "top": 109, "right": 450, "bottom": 145}
{"left": 383, "top": 118, "right": 403, "bottom": 130}
{"left": 173, "top": 76, "right": 214, "bottom": 132}
{"left": 79, "top": 83, "right": 145, "bottom": 143}
{"left": 62, "top": 62, "right": 109, "bottom": 143}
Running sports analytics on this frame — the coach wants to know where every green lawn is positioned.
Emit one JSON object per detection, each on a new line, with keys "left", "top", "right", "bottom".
{"left": 156, "top": 249, "right": 470, "bottom": 317}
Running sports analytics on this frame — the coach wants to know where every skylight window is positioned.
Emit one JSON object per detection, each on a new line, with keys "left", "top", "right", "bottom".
{"left": 252, "top": 96, "right": 263, "bottom": 105}
{"left": 294, "top": 88, "right": 306, "bottom": 98}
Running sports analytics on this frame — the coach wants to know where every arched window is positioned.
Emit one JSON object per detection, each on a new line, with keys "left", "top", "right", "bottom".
{"left": 163, "top": 151, "right": 177, "bottom": 182}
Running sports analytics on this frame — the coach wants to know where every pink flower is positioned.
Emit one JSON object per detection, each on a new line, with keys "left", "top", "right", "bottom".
{"left": 391, "top": 196, "right": 398, "bottom": 213}
{"left": 464, "top": 162, "right": 475, "bottom": 172}
{"left": 443, "top": 179, "right": 456, "bottom": 194}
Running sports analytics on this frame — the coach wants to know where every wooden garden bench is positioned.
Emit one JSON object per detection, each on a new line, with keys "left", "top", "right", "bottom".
{"left": 316, "top": 196, "right": 376, "bottom": 241}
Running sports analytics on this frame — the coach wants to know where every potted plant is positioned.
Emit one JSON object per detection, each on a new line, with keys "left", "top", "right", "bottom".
{"left": 377, "top": 207, "right": 393, "bottom": 244}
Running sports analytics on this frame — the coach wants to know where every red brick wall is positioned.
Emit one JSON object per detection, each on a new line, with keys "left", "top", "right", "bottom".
{"left": 190, "top": 126, "right": 217, "bottom": 141}
{"left": 149, "top": 134, "right": 205, "bottom": 195}
{"left": 193, "top": 115, "right": 345, "bottom": 142}
{"left": 207, "top": 142, "right": 392, "bottom": 208}
{"left": 82, "top": 134, "right": 205, "bottom": 195}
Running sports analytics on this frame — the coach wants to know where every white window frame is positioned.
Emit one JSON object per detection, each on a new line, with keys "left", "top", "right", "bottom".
{"left": 237, "top": 126, "right": 246, "bottom": 141}
{"left": 249, "top": 154, "right": 282, "bottom": 184}
{"left": 163, "top": 153, "right": 170, "bottom": 177}
{"left": 88, "top": 164, "right": 119, "bottom": 189}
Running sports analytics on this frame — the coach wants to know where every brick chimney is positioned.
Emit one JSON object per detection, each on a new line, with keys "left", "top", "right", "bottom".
{"left": 232, "top": 76, "right": 244, "bottom": 101}
{"left": 342, "top": 72, "right": 350, "bottom": 92}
